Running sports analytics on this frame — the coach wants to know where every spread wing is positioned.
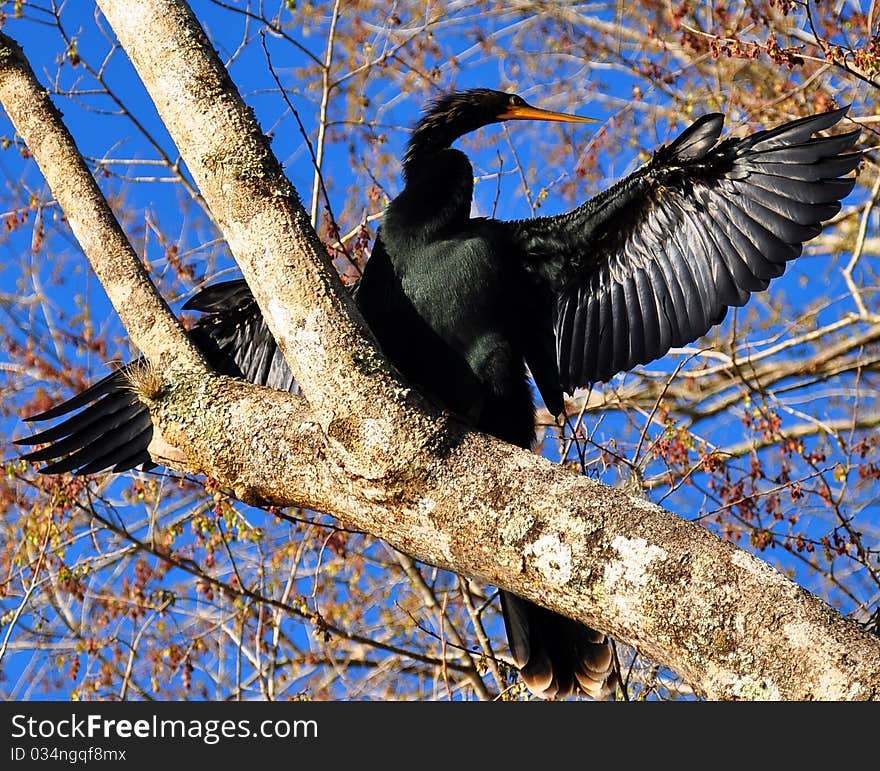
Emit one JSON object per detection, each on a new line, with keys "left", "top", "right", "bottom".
{"left": 506, "top": 107, "right": 861, "bottom": 400}
{"left": 15, "top": 279, "right": 299, "bottom": 474}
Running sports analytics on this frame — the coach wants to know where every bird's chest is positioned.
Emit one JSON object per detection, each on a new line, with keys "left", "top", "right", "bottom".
{"left": 358, "top": 228, "right": 534, "bottom": 444}
{"left": 359, "top": 230, "right": 521, "bottom": 394}
{"left": 398, "top": 237, "right": 511, "bottom": 348}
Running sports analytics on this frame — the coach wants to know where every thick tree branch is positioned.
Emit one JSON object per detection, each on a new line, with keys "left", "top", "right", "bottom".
{"left": 4, "top": 9, "right": 880, "bottom": 700}
{"left": 94, "top": 0, "right": 447, "bottom": 487}
{"left": 93, "top": 4, "right": 388, "bottom": 405}
{"left": 140, "top": 374, "right": 880, "bottom": 701}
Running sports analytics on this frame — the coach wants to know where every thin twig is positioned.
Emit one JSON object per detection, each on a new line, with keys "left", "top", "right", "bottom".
{"left": 310, "top": 0, "right": 342, "bottom": 228}
{"left": 842, "top": 173, "right": 880, "bottom": 319}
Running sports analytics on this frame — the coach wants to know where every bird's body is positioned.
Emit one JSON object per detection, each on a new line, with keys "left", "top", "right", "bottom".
{"left": 16, "top": 89, "right": 862, "bottom": 699}
{"left": 357, "top": 98, "right": 615, "bottom": 696}
{"left": 359, "top": 170, "right": 536, "bottom": 447}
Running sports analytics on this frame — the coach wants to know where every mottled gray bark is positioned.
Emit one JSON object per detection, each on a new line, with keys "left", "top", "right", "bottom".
{"left": 2, "top": 8, "right": 879, "bottom": 700}
{"left": 138, "top": 373, "right": 880, "bottom": 701}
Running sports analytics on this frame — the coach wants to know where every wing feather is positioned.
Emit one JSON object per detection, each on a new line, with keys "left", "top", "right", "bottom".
{"left": 594, "top": 283, "right": 615, "bottom": 381}
{"left": 609, "top": 281, "right": 629, "bottom": 377}
{"left": 509, "top": 107, "right": 860, "bottom": 394}
{"left": 622, "top": 274, "right": 645, "bottom": 371}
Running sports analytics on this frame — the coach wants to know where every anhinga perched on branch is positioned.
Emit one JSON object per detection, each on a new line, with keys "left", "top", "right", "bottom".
{"left": 16, "top": 89, "right": 861, "bottom": 699}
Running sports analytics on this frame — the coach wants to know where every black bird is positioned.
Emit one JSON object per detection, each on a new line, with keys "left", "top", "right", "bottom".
{"left": 16, "top": 89, "right": 861, "bottom": 699}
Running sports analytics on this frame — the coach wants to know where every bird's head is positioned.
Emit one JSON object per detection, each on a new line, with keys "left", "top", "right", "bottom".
{"left": 406, "top": 88, "right": 597, "bottom": 168}
{"left": 426, "top": 88, "right": 595, "bottom": 130}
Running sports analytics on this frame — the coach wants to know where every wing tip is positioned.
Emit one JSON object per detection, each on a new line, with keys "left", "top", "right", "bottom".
{"left": 663, "top": 113, "right": 725, "bottom": 163}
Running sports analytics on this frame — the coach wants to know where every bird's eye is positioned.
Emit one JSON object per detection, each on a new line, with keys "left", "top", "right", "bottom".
{"left": 510, "top": 95, "right": 523, "bottom": 106}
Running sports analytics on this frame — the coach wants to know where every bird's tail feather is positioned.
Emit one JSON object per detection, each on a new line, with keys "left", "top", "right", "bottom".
{"left": 500, "top": 590, "right": 616, "bottom": 699}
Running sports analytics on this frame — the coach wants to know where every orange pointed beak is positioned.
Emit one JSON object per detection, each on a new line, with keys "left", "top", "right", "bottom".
{"left": 497, "top": 103, "right": 598, "bottom": 124}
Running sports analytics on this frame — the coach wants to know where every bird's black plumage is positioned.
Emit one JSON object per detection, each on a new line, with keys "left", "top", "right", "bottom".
{"left": 15, "top": 89, "right": 862, "bottom": 699}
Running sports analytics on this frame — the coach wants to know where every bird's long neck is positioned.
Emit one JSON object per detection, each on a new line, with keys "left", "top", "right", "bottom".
{"left": 403, "top": 110, "right": 482, "bottom": 180}
{"left": 383, "top": 118, "right": 479, "bottom": 247}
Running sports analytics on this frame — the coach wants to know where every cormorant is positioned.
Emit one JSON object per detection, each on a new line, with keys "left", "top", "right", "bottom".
{"left": 16, "top": 89, "right": 862, "bottom": 699}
